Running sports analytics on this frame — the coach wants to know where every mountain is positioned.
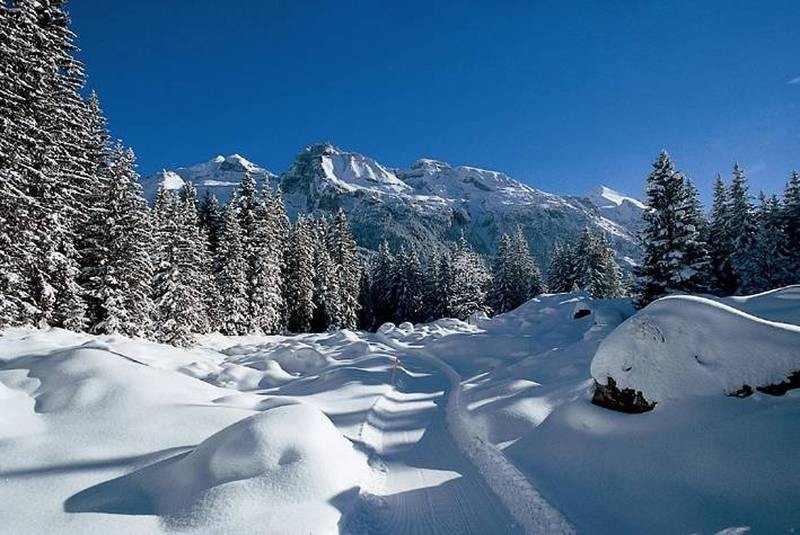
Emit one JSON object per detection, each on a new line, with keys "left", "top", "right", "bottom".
{"left": 143, "top": 144, "right": 644, "bottom": 266}
{"left": 143, "top": 153, "right": 275, "bottom": 200}
{"left": 584, "top": 185, "right": 647, "bottom": 234}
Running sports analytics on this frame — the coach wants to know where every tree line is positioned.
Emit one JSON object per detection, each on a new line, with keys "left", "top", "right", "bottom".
{"left": 634, "top": 151, "right": 800, "bottom": 308}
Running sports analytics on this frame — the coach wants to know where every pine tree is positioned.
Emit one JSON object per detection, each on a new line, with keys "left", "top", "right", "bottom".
{"left": 546, "top": 242, "right": 575, "bottom": 293}
{"left": 151, "top": 187, "right": 195, "bottom": 346}
{"left": 175, "top": 183, "right": 211, "bottom": 333}
{"left": 311, "top": 217, "right": 340, "bottom": 331}
{"left": 489, "top": 228, "right": 543, "bottom": 313}
{"left": 708, "top": 174, "right": 736, "bottom": 295}
{"left": 369, "top": 241, "right": 395, "bottom": 328}
{"left": 285, "top": 215, "right": 316, "bottom": 333}
{"left": 214, "top": 204, "right": 249, "bottom": 335}
{"left": 247, "top": 190, "right": 284, "bottom": 334}
{"left": 727, "top": 164, "right": 756, "bottom": 293}
{"left": 782, "top": 171, "right": 800, "bottom": 283}
{"left": 328, "top": 209, "right": 362, "bottom": 329}
{"left": 742, "top": 193, "right": 790, "bottom": 292}
{"left": 390, "top": 246, "right": 424, "bottom": 323}
{"left": 448, "top": 235, "right": 491, "bottom": 319}
{"left": 87, "top": 144, "right": 154, "bottom": 337}
{"left": 635, "top": 152, "right": 709, "bottom": 307}
{"left": 198, "top": 191, "right": 224, "bottom": 255}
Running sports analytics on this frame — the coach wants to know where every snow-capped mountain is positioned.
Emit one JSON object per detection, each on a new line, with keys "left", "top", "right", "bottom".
{"left": 584, "top": 185, "right": 647, "bottom": 235}
{"left": 144, "top": 144, "right": 644, "bottom": 265}
{"left": 143, "top": 153, "right": 275, "bottom": 200}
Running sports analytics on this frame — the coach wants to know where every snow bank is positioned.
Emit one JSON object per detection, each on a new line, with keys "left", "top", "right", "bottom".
{"left": 140, "top": 403, "right": 367, "bottom": 532}
{"left": 591, "top": 294, "right": 800, "bottom": 402}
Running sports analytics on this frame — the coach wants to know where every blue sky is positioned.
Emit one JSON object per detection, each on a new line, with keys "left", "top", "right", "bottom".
{"left": 69, "top": 0, "right": 799, "bottom": 200}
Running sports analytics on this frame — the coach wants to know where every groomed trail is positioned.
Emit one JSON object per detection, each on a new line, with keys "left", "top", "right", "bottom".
{"left": 253, "top": 332, "right": 574, "bottom": 534}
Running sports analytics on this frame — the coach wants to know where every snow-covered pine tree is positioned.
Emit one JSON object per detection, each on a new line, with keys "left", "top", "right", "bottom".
{"left": 268, "top": 189, "right": 290, "bottom": 332}
{"left": 634, "top": 152, "right": 709, "bottom": 308}
{"left": 431, "top": 248, "right": 454, "bottom": 320}
{"left": 726, "top": 164, "right": 756, "bottom": 293}
{"left": 573, "top": 228, "right": 610, "bottom": 297}
{"left": 311, "top": 216, "right": 340, "bottom": 331}
{"left": 284, "top": 215, "right": 316, "bottom": 333}
{"left": 75, "top": 92, "right": 114, "bottom": 328}
{"left": 741, "top": 193, "right": 790, "bottom": 292}
{"left": 782, "top": 171, "right": 800, "bottom": 284}
{"left": 176, "top": 183, "right": 211, "bottom": 333}
{"left": 369, "top": 240, "right": 395, "bottom": 328}
{"left": 214, "top": 204, "right": 249, "bottom": 335}
{"left": 488, "top": 234, "right": 514, "bottom": 313}
{"left": 88, "top": 144, "right": 154, "bottom": 337}
{"left": 490, "top": 228, "right": 543, "bottom": 313}
{"left": 358, "top": 256, "right": 375, "bottom": 329}
{"left": 594, "top": 232, "right": 624, "bottom": 299}
{"left": 390, "top": 245, "right": 424, "bottom": 323}
{"left": 151, "top": 187, "right": 195, "bottom": 346}
{"left": 448, "top": 235, "right": 491, "bottom": 319}
{"left": 245, "top": 189, "right": 284, "bottom": 334}
{"left": 198, "top": 191, "right": 224, "bottom": 256}
{"left": 328, "top": 209, "right": 362, "bottom": 330}
{"left": 9, "top": 0, "right": 94, "bottom": 330}
{"left": 545, "top": 242, "right": 577, "bottom": 293}
{"left": 708, "top": 174, "right": 736, "bottom": 295}
{"left": 677, "top": 178, "right": 712, "bottom": 292}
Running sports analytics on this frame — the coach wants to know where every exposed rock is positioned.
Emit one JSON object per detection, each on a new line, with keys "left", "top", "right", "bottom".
{"left": 731, "top": 370, "right": 800, "bottom": 398}
{"left": 573, "top": 308, "right": 591, "bottom": 319}
{"left": 591, "top": 377, "right": 656, "bottom": 413}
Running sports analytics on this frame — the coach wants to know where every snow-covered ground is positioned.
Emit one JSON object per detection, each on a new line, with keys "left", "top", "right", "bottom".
{"left": 1, "top": 289, "right": 798, "bottom": 534}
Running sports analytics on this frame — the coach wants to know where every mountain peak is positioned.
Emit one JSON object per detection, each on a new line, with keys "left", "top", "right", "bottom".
{"left": 590, "top": 185, "right": 646, "bottom": 209}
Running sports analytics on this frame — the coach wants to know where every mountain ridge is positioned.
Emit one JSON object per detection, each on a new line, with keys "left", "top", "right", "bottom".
{"left": 143, "top": 143, "right": 644, "bottom": 265}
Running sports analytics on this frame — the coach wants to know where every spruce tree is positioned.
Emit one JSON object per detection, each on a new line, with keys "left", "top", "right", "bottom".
{"left": 448, "top": 235, "right": 491, "bottom": 319}
{"left": 390, "top": 246, "right": 424, "bottom": 323}
{"left": 88, "top": 145, "right": 154, "bottom": 337}
{"left": 490, "top": 228, "right": 543, "bottom": 313}
{"left": 198, "top": 191, "right": 224, "bottom": 255}
{"left": 328, "top": 209, "right": 362, "bottom": 330}
{"left": 742, "top": 193, "right": 790, "bottom": 292}
{"left": 635, "top": 152, "right": 709, "bottom": 307}
{"left": 708, "top": 174, "right": 736, "bottom": 294}
{"left": 243, "top": 190, "right": 284, "bottom": 334}
{"left": 370, "top": 241, "right": 396, "bottom": 328}
{"left": 214, "top": 204, "right": 249, "bottom": 335}
{"left": 285, "top": 215, "right": 316, "bottom": 333}
{"left": 546, "top": 242, "right": 577, "bottom": 294}
{"left": 311, "top": 217, "right": 340, "bottom": 331}
{"left": 782, "top": 171, "right": 800, "bottom": 283}
{"left": 727, "top": 164, "right": 756, "bottom": 293}
{"left": 151, "top": 187, "right": 195, "bottom": 346}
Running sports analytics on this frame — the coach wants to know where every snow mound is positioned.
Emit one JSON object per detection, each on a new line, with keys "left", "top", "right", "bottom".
{"left": 591, "top": 294, "right": 800, "bottom": 402}
{"left": 147, "top": 404, "right": 367, "bottom": 530}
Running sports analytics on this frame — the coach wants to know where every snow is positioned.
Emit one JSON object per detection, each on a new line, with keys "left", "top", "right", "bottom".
{"left": 591, "top": 292, "right": 800, "bottom": 401}
{"left": 147, "top": 145, "right": 644, "bottom": 263}
{"left": 591, "top": 185, "right": 646, "bottom": 209}
{"left": 2, "top": 287, "right": 798, "bottom": 533}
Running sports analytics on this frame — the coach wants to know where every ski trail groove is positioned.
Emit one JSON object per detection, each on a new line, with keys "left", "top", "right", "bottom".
{"left": 379, "top": 337, "right": 576, "bottom": 535}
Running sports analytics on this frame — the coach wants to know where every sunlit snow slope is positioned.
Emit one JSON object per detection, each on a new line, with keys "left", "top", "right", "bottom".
{"left": 2, "top": 287, "right": 798, "bottom": 534}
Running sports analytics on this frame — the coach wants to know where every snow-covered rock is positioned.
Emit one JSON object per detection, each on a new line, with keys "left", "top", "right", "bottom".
{"left": 590, "top": 294, "right": 800, "bottom": 403}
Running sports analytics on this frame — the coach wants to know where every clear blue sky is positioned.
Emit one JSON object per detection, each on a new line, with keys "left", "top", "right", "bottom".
{"left": 69, "top": 0, "right": 799, "bottom": 200}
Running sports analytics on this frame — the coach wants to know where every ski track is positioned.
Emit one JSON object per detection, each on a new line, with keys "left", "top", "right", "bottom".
{"left": 375, "top": 336, "right": 576, "bottom": 535}
{"left": 341, "top": 350, "right": 523, "bottom": 535}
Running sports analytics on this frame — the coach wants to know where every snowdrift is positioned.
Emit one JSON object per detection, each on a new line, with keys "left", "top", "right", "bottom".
{"left": 591, "top": 294, "right": 800, "bottom": 403}
{"left": 135, "top": 403, "right": 367, "bottom": 531}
